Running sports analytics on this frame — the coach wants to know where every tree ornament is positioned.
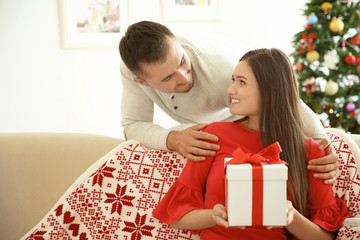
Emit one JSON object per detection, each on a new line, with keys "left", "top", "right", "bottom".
{"left": 348, "top": 33, "right": 360, "bottom": 46}
{"left": 346, "top": 102, "right": 356, "bottom": 112}
{"left": 357, "top": 112, "right": 360, "bottom": 124}
{"left": 307, "top": 13, "right": 318, "bottom": 25}
{"left": 296, "top": 62, "right": 303, "bottom": 72}
{"left": 306, "top": 50, "right": 320, "bottom": 62}
{"left": 324, "top": 79, "right": 339, "bottom": 96}
{"left": 322, "top": 49, "right": 339, "bottom": 69}
{"left": 305, "top": 24, "right": 312, "bottom": 30}
{"left": 356, "top": 58, "right": 360, "bottom": 70}
{"left": 321, "top": 2, "right": 333, "bottom": 11}
{"left": 346, "top": 74, "right": 360, "bottom": 87}
{"left": 302, "top": 77, "right": 317, "bottom": 94}
{"left": 345, "top": 53, "right": 356, "bottom": 65}
{"left": 329, "top": 17, "right": 344, "bottom": 33}
{"left": 299, "top": 33, "right": 317, "bottom": 53}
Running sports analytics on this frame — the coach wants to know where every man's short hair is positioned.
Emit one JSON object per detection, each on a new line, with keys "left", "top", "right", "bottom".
{"left": 119, "top": 21, "right": 175, "bottom": 76}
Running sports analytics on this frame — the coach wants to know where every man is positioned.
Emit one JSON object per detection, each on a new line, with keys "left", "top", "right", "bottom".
{"left": 119, "top": 21, "right": 338, "bottom": 183}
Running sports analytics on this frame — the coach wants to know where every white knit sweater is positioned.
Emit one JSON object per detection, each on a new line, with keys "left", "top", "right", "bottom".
{"left": 120, "top": 35, "right": 326, "bottom": 150}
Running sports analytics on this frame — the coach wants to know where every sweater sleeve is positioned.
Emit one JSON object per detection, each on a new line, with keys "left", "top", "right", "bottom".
{"left": 152, "top": 155, "right": 213, "bottom": 225}
{"left": 306, "top": 139, "right": 353, "bottom": 231}
{"left": 300, "top": 100, "right": 327, "bottom": 142}
{"left": 120, "top": 62, "right": 170, "bottom": 150}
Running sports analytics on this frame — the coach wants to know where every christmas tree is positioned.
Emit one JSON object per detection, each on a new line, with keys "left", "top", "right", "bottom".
{"left": 291, "top": 0, "right": 360, "bottom": 133}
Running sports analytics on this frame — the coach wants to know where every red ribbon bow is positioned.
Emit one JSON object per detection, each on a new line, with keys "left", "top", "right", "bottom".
{"left": 225, "top": 142, "right": 287, "bottom": 226}
{"left": 226, "top": 142, "right": 287, "bottom": 167}
{"left": 299, "top": 33, "right": 317, "bottom": 54}
{"left": 348, "top": 33, "right": 360, "bottom": 46}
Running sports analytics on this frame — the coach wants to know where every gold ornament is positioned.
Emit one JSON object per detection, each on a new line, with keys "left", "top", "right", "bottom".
{"left": 329, "top": 17, "right": 344, "bottom": 33}
{"left": 324, "top": 79, "right": 339, "bottom": 96}
{"left": 321, "top": 2, "right": 333, "bottom": 11}
{"left": 306, "top": 50, "right": 320, "bottom": 62}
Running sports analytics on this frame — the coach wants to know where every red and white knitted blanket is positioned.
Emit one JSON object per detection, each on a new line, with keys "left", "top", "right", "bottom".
{"left": 327, "top": 128, "right": 360, "bottom": 240}
{"left": 21, "top": 128, "right": 360, "bottom": 240}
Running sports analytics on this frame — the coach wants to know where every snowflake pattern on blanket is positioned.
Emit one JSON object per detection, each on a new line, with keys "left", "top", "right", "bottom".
{"left": 326, "top": 130, "right": 360, "bottom": 240}
{"left": 23, "top": 142, "right": 199, "bottom": 240}
{"left": 22, "top": 128, "right": 360, "bottom": 240}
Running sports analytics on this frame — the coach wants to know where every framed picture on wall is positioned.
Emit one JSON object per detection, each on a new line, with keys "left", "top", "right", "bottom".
{"left": 59, "top": 0, "right": 127, "bottom": 49}
{"left": 161, "top": 0, "right": 220, "bottom": 22}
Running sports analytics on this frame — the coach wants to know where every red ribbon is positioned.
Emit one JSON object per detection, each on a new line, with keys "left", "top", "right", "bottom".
{"left": 299, "top": 33, "right": 317, "bottom": 54}
{"left": 226, "top": 142, "right": 286, "bottom": 167}
{"left": 225, "top": 142, "right": 286, "bottom": 226}
{"left": 346, "top": 33, "right": 360, "bottom": 70}
{"left": 348, "top": 33, "right": 360, "bottom": 46}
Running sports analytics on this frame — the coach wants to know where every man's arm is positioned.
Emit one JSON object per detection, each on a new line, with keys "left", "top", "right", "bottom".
{"left": 121, "top": 64, "right": 170, "bottom": 150}
{"left": 167, "top": 123, "right": 220, "bottom": 161}
{"left": 299, "top": 100, "right": 338, "bottom": 184}
{"left": 121, "top": 67, "right": 220, "bottom": 157}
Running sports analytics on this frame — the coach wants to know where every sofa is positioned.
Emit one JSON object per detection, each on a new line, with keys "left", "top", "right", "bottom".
{"left": 0, "top": 133, "right": 123, "bottom": 240}
{"left": 0, "top": 131, "right": 359, "bottom": 240}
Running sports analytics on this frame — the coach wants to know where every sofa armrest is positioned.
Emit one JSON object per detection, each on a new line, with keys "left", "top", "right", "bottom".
{"left": 0, "top": 132, "right": 123, "bottom": 240}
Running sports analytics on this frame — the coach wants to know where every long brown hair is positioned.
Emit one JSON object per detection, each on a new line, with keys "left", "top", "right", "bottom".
{"left": 240, "top": 48, "right": 308, "bottom": 214}
{"left": 119, "top": 21, "right": 175, "bottom": 76}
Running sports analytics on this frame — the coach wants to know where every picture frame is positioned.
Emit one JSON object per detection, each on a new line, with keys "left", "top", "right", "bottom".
{"left": 161, "top": 0, "right": 220, "bottom": 22}
{"left": 59, "top": 0, "right": 127, "bottom": 49}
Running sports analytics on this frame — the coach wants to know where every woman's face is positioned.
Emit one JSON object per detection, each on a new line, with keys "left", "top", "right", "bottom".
{"left": 227, "top": 60, "right": 261, "bottom": 119}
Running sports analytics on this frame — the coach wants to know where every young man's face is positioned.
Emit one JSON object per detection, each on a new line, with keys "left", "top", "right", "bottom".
{"left": 133, "top": 37, "right": 193, "bottom": 93}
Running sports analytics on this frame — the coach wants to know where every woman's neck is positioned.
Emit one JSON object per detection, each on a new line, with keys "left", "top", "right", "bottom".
{"left": 241, "top": 117, "right": 260, "bottom": 132}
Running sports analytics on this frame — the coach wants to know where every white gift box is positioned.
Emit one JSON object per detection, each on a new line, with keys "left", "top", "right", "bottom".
{"left": 225, "top": 161, "right": 288, "bottom": 227}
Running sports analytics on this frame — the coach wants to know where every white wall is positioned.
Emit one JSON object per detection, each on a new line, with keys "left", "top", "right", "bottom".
{"left": 0, "top": 0, "right": 307, "bottom": 139}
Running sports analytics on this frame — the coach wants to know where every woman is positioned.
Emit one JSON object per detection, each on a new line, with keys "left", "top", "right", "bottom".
{"left": 152, "top": 48, "right": 351, "bottom": 239}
